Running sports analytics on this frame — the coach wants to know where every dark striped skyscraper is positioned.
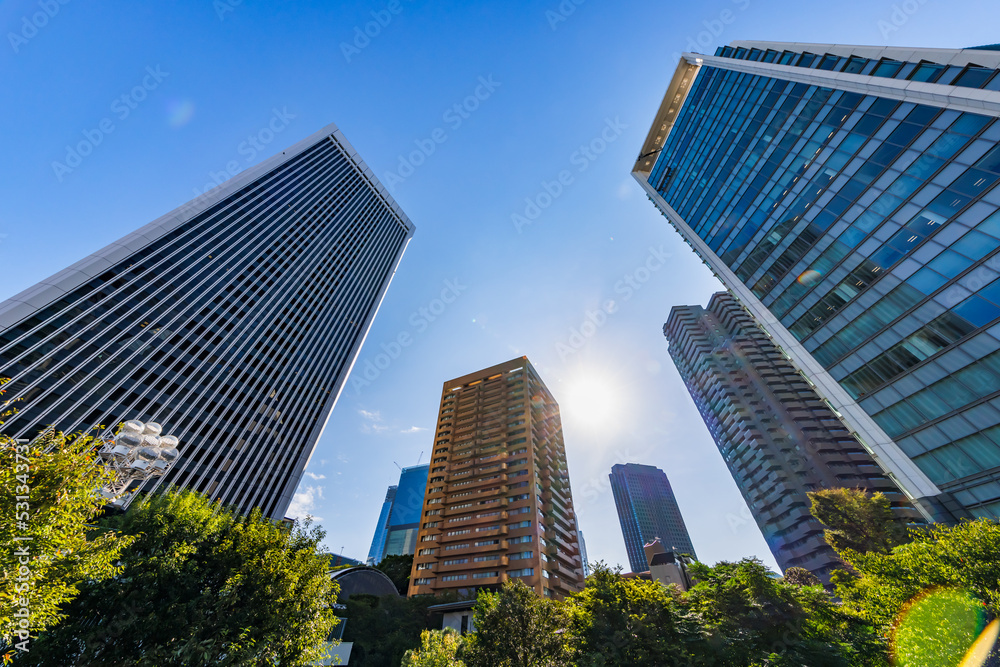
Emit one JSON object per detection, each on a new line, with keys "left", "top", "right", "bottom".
{"left": 635, "top": 42, "right": 1000, "bottom": 522}
{"left": 0, "top": 123, "right": 414, "bottom": 518}
{"left": 665, "top": 292, "right": 920, "bottom": 580}
{"left": 609, "top": 463, "right": 696, "bottom": 574}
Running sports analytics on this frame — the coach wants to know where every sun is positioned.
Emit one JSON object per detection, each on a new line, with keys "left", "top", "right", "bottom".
{"left": 558, "top": 370, "right": 623, "bottom": 432}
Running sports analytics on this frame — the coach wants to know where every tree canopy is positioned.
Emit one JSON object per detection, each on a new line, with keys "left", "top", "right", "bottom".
{"left": 808, "top": 488, "right": 910, "bottom": 555}
{"left": 402, "top": 628, "right": 466, "bottom": 667}
{"left": 18, "top": 488, "right": 339, "bottom": 666}
{"left": 1, "top": 429, "right": 134, "bottom": 658}
{"left": 462, "top": 580, "right": 572, "bottom": 667}
{"left": 376, "top": 553, "right": 415, "bottom": 596}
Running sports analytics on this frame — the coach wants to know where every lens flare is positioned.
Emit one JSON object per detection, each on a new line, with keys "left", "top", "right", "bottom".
{"left": 166, "top": 99, "right": 196, "bottom": 128}
{"left": 797, "top": 268, "right": 822, "bottom": 286}
{"left": 960, "top": 620, "right": 1000, "bottom": 667}
{"left": 892, "top": 588, "right": 989, "bottom": 667}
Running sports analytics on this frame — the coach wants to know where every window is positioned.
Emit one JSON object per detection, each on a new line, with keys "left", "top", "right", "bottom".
{"left": 508, "top": 568, "right": 534, "bottom": 577}
{"left": 418, "top": 548, "right": 437, "bottom": 556}
{"left": 441, "top": 574, "right": 467, "bottom": 582}
{"left": 443, "top": 558, "right": 469, "bottom": 566}
{"left": 414, "top": 578, "right": 432, "bottom": 585}
{"left": 474, "top": 571, "right": 499, "bottom": 579}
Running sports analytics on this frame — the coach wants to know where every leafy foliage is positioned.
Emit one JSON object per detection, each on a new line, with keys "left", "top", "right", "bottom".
{"left": 564, "top": 561, "right": 703, "bottom": 666}
{"left": 809, "top": 488, "right": 910, "bottom": 555}
{"left": 783, "top": 567, "right": 823, "bottom": 588}
{"left": 0, "top": 428, "right": 134, "bottom": 654}
{"left": 834, "top": 519, "right": 1000, "bottom": 639}
{"left": 462, "top": 580, "right": 572, "bottom": 667}
{"left": 342, "top": 592, "right": 452, "bottom": 667}
{"left": 402, "top": 628, "right": 466, "bottom": 667}
{"left": 376, "top": 553, "right": 414, "bottom": 596}
{"left": 687, "top": 558, "right": 884, "bottom": 666}
{"left": 18, "top": 488, "right": 339, "bottom": 666}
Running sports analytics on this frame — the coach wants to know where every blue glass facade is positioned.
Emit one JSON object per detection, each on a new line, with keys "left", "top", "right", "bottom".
{"left": 367, "top": 486, "right": 396, "bottom": 564}
{"left": 636, "top": 43, "right": 1000, "bottom": 520}
{"left": 609, "top": 463, "right": 697, "bottom": 573}
{"left": 384, "top": 463, "right": 429, "bottom": 557}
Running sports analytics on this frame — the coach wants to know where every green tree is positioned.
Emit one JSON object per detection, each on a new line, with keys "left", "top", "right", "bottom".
{"left": 686, "top": 558, "right": 882, "bottom": 667}
{"left": 783, "top": 567, "right": 823, "bottom": 588}
{"left": 809, "top": 488, "right": 910, "bottom": 555}
{"left": 833, "top": 519, "right": 1000, "bottom": 643}
{"left": 564, "top": 561, "right": 705, "bottom": 666}
{"left": 462, "top": 580, "right": 572, "bottom": 667}
{"left": 19, "top": 488, "right": 339, "bottom": 666}
{"left": 402, "top": 628, "right": 466, "bottom": 667}
{"left": 376, "top": 553, "right": 414, "bottom": 596}
{"left": 1, "top": 428, "right": 134, "bottom": 656}
{"left": 342, "top": 592, "right": 452, "bottom": 666}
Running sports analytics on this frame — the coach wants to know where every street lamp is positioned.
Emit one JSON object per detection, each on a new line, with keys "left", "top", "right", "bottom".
{"left": 98, "top": 419, "right": 181, "bottom": 508}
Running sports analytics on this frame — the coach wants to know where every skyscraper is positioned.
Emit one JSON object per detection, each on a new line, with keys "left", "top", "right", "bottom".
{"left": 367, "top": 486, "right": 397, "bottom": 565}
{"left": 609, "top": 463, "right": 697, "bottom": 574}
{"left": 665, "top": 292, "right": 920, "bottom": 580}
{"left": 384, "top": 463, "right": 430, "bottom": 558}
{"left": 0, "top": 123, "right": 414, "bottom": 519}
{"left": 408, "top": 357, "right": 585, "bottom": 599}
{"left": 634, "top": 42, "right": 1000, "bottom": 522}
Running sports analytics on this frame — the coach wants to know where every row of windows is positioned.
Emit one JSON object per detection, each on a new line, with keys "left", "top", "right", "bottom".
{"left": 717, "top": 45, "right": 1000, "bottom": 92}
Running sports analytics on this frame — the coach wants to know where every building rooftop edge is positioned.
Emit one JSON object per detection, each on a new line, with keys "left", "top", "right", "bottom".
{"left": 0, "top": 122, "right": 415, "bottom": 319}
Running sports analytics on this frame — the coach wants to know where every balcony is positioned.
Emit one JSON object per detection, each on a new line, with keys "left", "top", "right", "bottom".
{"left": 455, "top": 540, "right": 507, "bottom": 556}
{"left": 468, "top": 573, "right": 506, "bottom": 586}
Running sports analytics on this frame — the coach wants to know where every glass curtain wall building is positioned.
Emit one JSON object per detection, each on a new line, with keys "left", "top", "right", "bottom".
{"left": 665, "top": 292, "right": 920, "bottom": 580}
{"left": 367, "top": 486, "right": 397, "bottom": 564}
{"left": 609, "top": 463, "right": 697, "bottom": 573}
{"left": 634, "top": 43, "right": 1000, "bottom": 522}
{"left": 0, "top": 123, "right": 415, "bottom": 519}
{"left": 384, "top": 464, "right": 430, "bottom": 557}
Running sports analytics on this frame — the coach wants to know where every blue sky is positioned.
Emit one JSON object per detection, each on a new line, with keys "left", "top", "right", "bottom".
{"left": 3, "top": 0, "right": 998, "bottom": 571}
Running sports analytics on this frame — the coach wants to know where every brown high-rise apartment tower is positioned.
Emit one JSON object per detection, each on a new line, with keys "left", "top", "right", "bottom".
{"left": 408, "top": 357, "right": 585, "bottom": 599}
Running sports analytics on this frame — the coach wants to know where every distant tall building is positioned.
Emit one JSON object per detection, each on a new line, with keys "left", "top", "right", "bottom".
{"left": 367, "top": 486, "right": 397, "bottom": 565}
{"left": 384, "top": 464, "right": 430, "bottom": 558}
{"left": 665, "top": 292, "right": 920, "bottom": 580}
{"left": 578, "top": 530, "right": 590, "bottom": 578}
{"left": 0, "top": 123, "right": 414, "bottom": 518}
{"left": 408, "top": 357, "right": 585, "bottom": 599}
{"left": 634, "top": 42, "right": 1000, "bottom": 522}
{"left": 609, "top": 463, "right": 697, "bottom": 573}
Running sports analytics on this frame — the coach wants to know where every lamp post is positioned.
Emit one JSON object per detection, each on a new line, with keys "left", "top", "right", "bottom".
{"left": 98, "top": 419, "right": 181, "bottom": 508}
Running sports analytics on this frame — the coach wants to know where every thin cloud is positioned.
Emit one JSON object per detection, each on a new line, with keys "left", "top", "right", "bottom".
{"left": 304, "top": 471, "right": 326, "bottom": 480}
{"left": 400, "top": 426, "right": 426, "bottom": 434}
{"left": 286, "top": 485, "right": 324, "bottom": 521}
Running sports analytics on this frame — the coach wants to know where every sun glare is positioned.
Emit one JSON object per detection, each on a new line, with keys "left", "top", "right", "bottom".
{"left": 559, "top": 370, "right": 623, "bottom": 432}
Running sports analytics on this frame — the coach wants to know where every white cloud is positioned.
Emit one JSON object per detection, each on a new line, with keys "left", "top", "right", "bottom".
{"left": 400, "top": 426, "right": 426, "bottom": 434}
{"left": 358, "top": 408, "right": 390, "bottom": 433}
{"left": 304, "top": 471, "right": 326, "bottom": 480}
{"left": 286, "top": 485, "right": 324, "bottom": 521}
